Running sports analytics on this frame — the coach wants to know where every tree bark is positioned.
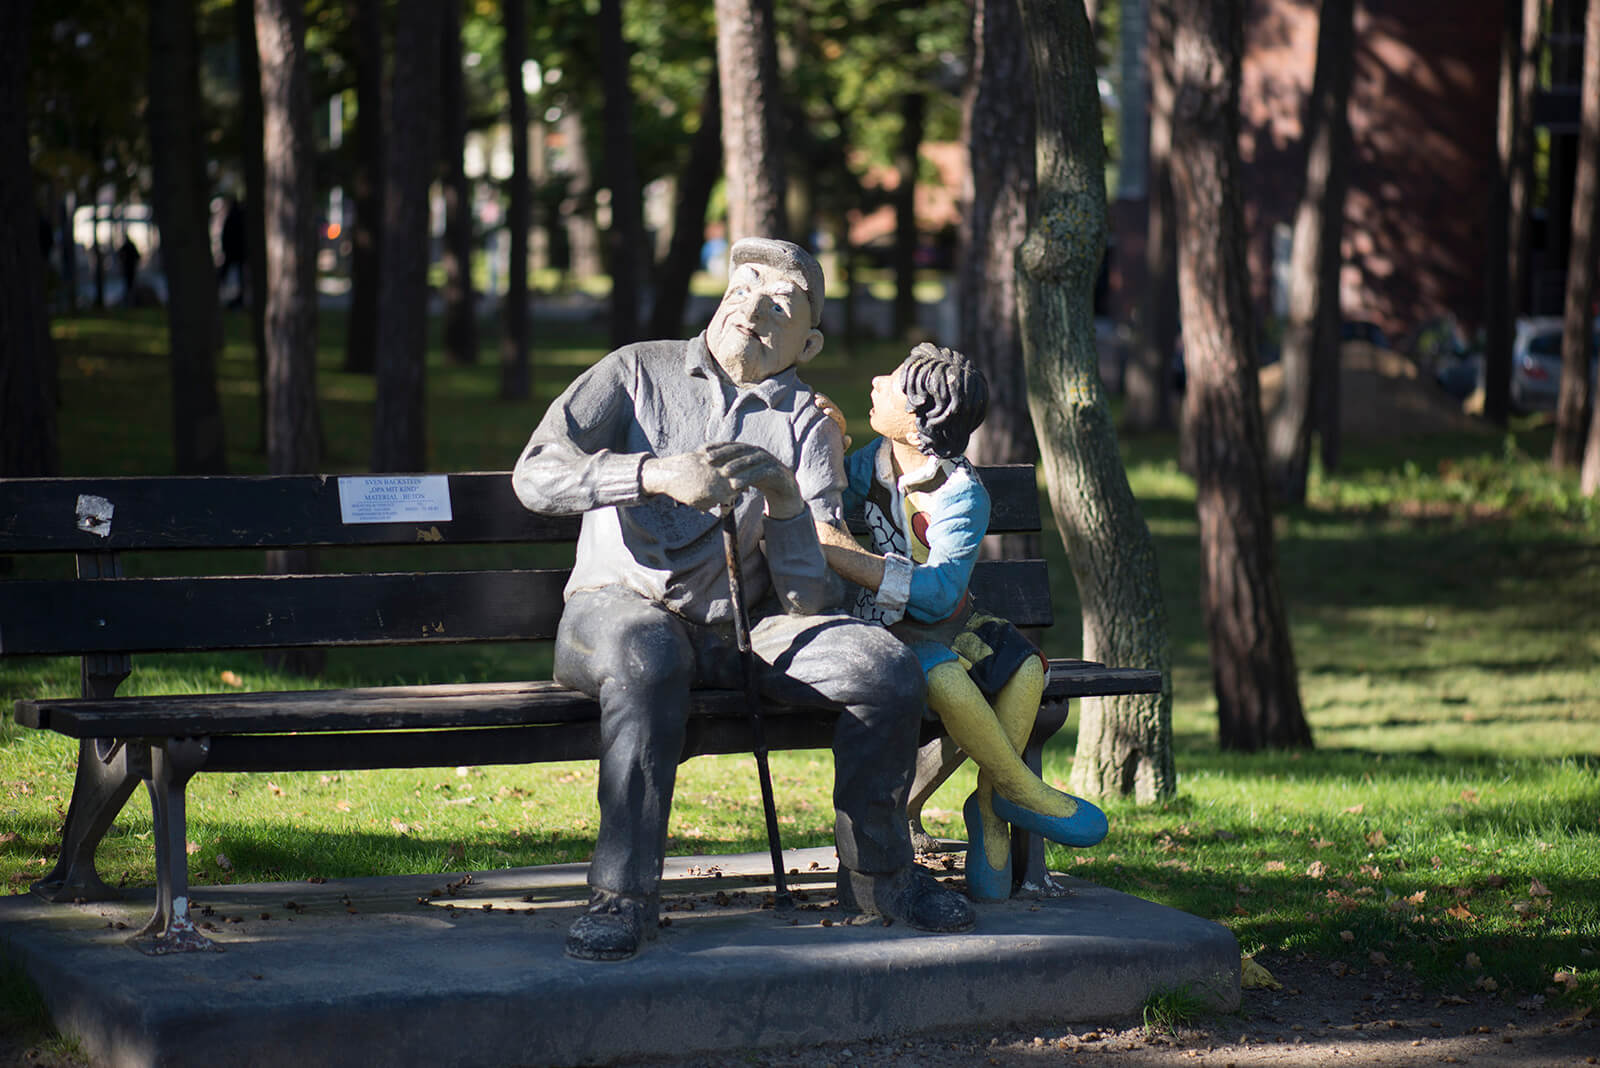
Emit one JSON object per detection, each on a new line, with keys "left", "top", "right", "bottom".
{"left": 344, "top": 0, "right": 383, "bottom": 374}
{"left": 440, "top": 0, "right": 478, "bottom": 367}
{"left": 372, "top": 0, "right": 440, "bottom": 473}
{"left": 1559, "top": 0, "right": 1598, "bottom": 475}
{"left": 0, "top": 0, "right": 58, "bottom": 478}
{"left": 597, "top": 0, "right": 644, "bottom": 348}
{"left": 1014, "top": 0, "right": 1175, "bottom": 803}
{"left": 892, "top": 92, "right": 925, "bottom": 339}
{"left": 148, "top": 0, "right": 228, "bottom": 474}
{"left": 235, "top": 0, "right": 270, "bottom": 450}
{"left": 1170, "top": 0, "right": 1311, "bottom": 752}
{"left": 1123, "top": 0, "right": 1178, "bottom": 433}
{"left": 1267, "top": 0, "right": 1355, "bottom": 504}
{"left": 959, "top": 0, "right": 1040, "bottom": 561}
{"left": 649, "top": 65, "right": 722, "bottom": 339}
{"left": 501, "top": 0, "right": 531, "bottom": 401}
{"left": 1483, "top": 0, "right": 1527, "bottom": 427}
{"left": 715, "top": 0, "right": 787, "bottom": 241}
{"left": 256, "top": 0, "right": 325, "bottom": 677}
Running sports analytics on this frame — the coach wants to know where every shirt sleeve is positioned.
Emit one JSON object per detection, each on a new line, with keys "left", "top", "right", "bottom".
{"left": 761, "top": 403, "right": 847, "bottom": 614}
{"left": 903, "top": 472, "right": 989, "bottom": 624}
{"left": 839, "top": 439, "right": 879, "bottom": 516}
{"left": 511, "top": 353, "right": 650, "bottom": 516}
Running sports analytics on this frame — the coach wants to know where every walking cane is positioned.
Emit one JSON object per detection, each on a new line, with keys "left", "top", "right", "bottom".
{"left": 720, "top": 504, "right": 794, "bottom": 912}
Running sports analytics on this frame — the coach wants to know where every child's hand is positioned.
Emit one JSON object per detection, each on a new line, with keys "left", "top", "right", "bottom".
{"left": 813, "top": 393, "right": 851, "bottom": 449}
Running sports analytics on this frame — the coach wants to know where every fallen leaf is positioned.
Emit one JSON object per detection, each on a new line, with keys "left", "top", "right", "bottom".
{"left": 1306, "top": 861, "right": 1328, "bottom": 879}
{"left": 1438, "top": 995, "right": 1470, "bottom": 1006}
{"left": 220, "top": 670, "right": 245, "bottom": 688}
{"left": 391, "top": 819, "right": 409, "bottom": 834}
{"left": 335, "top": 800, "right": 352, "bottom": 812}
{"left": 215, "top": 854, "right": 232, "bottom": 871}
{"left": 1241, "top": 956, "right": 1281, "bottom": 990}
{"left": 267, "top": 781, "right": 284, "bottom": 797}
{"left": 1312, "top": 838, "right": 1334, "bottom": 850}
{"left": 1459, "top": 789, "right": 1478, "bottom": 803}
{"left": 185, "top": 841, "right": 200, "bottom": 855}
{"left": 1553, "top": 971, "right": 1579, "bottom": 990}
{"left": 1370, "top": 950, "right": 1389, "bottom": 966}
{"left": 1446, "top": 904, "right": 1476, "bottom": 922}
{"left": 1465, "top": 952, "right": 1483, "bottom": 969}
{"left": 1366, "top": 829, "right": 1388, "bottom": 847}
{"left": 1265, "top": 860, "right": 1287, "bottom": 872}
{"left": 1344, "top": 804, "right": 1365, "bottom": 815}
{"left": 1516, "top": 994, "right": 1545, "bottom": 1011}
{"left": 1485, "top": 875, "right": 1506, "bottom": 889}
{"left": 1339, "top": 930, "right": 1355, "bottom": 943}
{"left": 1529, "top": 878, "right": 1552, "bottom": 898}
{"left": 1406, "top": 890, "right": 1427, "bottom": 906}
{"left": 1474, "top": 975, "right": 1499, "bottom": 991}
{"left": 1512, "top": 900, "right": 1534, "bottom": 917}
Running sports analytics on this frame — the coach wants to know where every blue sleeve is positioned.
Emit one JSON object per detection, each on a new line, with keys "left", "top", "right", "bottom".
{"left": 904, "top": 473, "right": 989, "bottom": 624}
{"left": 840, "top": 438, "right": 882, "bottom": 515}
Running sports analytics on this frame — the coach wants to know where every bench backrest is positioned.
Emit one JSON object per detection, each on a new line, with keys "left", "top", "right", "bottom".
{"left": 0, "top": 468, "right": 1050, "bottom": 659}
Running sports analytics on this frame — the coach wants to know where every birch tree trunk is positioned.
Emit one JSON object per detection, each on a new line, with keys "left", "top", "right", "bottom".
{"left": 1170, "top": 0, "right": 1312, "bottom": 751}
{"left": 715, "top": 0, "right": 787, "bottom": 241}
{"left": 1014, "top": 0, "right": 1175, "bottom": 803}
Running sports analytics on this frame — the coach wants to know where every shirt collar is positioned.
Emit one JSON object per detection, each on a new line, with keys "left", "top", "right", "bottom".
{"left": 685, "top": 332, "right": 803, "bottom": 410}
{"left": 873, "top": 437, "right": 954, "bottom": 495}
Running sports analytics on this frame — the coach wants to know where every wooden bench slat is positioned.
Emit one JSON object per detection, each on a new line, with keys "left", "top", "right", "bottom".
{"left": 0, "top": 560, "right": 1056, "bottom": 656}
{"left": 15, "top": 661, "right": 1161, "bottom": 739}
{"left": 0, "top": 466, "right": 1042, "bottom": 553}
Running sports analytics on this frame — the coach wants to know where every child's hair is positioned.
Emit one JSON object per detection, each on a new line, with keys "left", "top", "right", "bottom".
{"left": 897, "top": 343, "right": 989, "bottom": 458}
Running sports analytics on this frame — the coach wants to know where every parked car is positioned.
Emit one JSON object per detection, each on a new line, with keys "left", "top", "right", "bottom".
{"left": 1503, "top": 316, "right": 1600, "bottom": 412}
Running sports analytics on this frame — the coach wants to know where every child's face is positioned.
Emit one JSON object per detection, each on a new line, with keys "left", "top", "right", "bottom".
{"left": 868, "top": 366, "right": 919, "bottom": 445}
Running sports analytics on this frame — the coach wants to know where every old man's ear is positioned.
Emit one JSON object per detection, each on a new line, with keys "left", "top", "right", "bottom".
{"left": 798, "top": 328, "right": 824, "bottom": 365}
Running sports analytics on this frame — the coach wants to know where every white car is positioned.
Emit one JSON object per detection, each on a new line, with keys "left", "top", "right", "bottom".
{"left": 1506, "top": 316, "right": 1598, "bottom": 412}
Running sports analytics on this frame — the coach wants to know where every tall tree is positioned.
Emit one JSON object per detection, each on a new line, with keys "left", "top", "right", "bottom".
{"left": 501, "top": 0, "right": 531, "bottom": 401}
{"left": 440, "top": 0, "right": 479, "bottom": 367}
{"left": 959, "top": 0, "right": 1040, "bottom": 561}
{"left": 148, "top": 0, "right": 228, "bottom": 474}
{"left": 344, "top": 0, "right": 384, "bottom": 374}
{"left": 597, "top": 0, "right": 644, "bottom": 347}
{"left": 715, "top": 0, "right": 787, "bottom": 240}
{"left": 892, "top": 92, "right": 925, "bottom": 339}
{"left": 1123, "top": 0, "right": 1179, "bottom": 433}
{"left": 1559, "top": 0, "right": 1599, "bottom": 476}
{"left": 235, "top": 0, "right": 271, "bottom": 449}
{"left": 1266, "top": 0, "right": 1356, "bottom": 504}
{"left": 372, "top": 1, "right": 441, "bottom": 472}
{"left": 1169, "top": 0, "right": 1311, "bottom": 751}
{"left": 1013, "top": 0, "right": 1175, "bottom": 802}
{"left": 256, "top": 0, "right": 325, "bottom": 677}
{"left": 1, "top": 0, "right": 58, "bottom": 479}
{"left": 649, "top": 63, "right": 722, "bottom": 339}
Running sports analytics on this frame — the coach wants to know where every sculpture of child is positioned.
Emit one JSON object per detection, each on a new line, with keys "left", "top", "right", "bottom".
{"left": 814, "top": 343, "right": 1107, "bottom": 900}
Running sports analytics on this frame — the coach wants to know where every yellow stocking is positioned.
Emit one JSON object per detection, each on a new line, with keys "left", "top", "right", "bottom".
{"left": 926, "top": 659, "right": 1073, "bottom": 869}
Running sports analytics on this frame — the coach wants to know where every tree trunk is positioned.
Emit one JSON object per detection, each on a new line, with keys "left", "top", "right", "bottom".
{"left": 1558, "top": 0, "right": 1598, "bottom": 474}
{"left": 1014, "top": 0, "right": 1176, "bottom": 803}
{"left": 235, "top": 0, "right": 270, "bottom": 451}
{"left": 371, "top": 0, "right": 440, "bottom": 473}
{"left": 501, "top": 0, "right": 531, "bottom": 402}
{"left": 1123, "top": 0, "right": 1178, "bottom": 433}
{"left": 148, "top": 0, "right": 228, "bottom": 474}
{"left": 597, "top": 0, "right": 644, "bottom": 348}
{"left": 892, "top": 92, "right": 925, "bottom": 340}
{"left": 1170, "top": 0, "right": 1311, "bottom": 752}
{"left": 649, "top": 65, "right": 722, "bottom": 339}
{"left": 1267, "top": 0, "right": 1355, "bottom": 504}
{"left": 560, "top": 108, "right": 603, "bottom": 280}
{"left": 344, "top": 0, "right": 384, "bottom": 375}
{"left": 256, "top": 0, "right": 325, "bottom": 677}
{"left": 1483, "top": 0, "right": 1526, "bottom": 428}
{"left": 959, "top": 0, "right": 1040, "bottom": 561}
{"left": 440, "top": 0, "right": 478, "bottom": 367}
{"left": 715, "top": 0, "right": 787, "bottom": 241}
{"left": 0, "top": 0, "right": 58, "bottom": 478}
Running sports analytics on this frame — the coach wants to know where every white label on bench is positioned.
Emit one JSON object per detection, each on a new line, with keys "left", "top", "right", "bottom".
{"left": 338, "top": 476, "right": 453, "bottom": 525}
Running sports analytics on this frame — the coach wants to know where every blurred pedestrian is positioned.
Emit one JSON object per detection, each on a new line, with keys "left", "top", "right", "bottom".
{"left": 218, "top": 196, "right": 247, "bottom": 308}
{"left": 117, "top": 236, "right": 140, "bottom": 306}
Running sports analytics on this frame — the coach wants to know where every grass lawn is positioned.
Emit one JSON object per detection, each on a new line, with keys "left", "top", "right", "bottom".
{"left": 3, "top": 304, "right": 1597, "bottom": 1014}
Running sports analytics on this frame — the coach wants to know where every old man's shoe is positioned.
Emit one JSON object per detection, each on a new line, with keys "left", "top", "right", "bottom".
{"left": 565, "top": 890, "right": 657, "bottom": 961}
{"left": 838, "top": 865, "right": 976, "bottom": 933}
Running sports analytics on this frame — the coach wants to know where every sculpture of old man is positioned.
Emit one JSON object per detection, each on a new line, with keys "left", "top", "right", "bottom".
{"left": 513, "top": 238, "right": 974, "bottom": 961}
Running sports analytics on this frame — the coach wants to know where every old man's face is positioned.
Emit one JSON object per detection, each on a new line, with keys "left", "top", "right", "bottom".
{"left": 705, "top": 262, "right": 822, "bottom": 386}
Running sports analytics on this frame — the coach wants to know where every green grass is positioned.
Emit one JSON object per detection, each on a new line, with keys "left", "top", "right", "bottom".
{"left": 3, "top": 306, "right": 1598, "bottom": 1017}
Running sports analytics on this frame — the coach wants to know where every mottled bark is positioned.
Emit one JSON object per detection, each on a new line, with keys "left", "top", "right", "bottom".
{"left": 1267, "top": 0, "right": 1355, "bottom": 504}
{"left": 892, "top": 93, "right": 925, "bottom": 339}
{"left": 371, "top": 0, "right": 440, "bottom": 472}
{"left": 440, "top": 0, "right": 479, "bottom": 367}
{"left": 1559, "top": 0, "right": 1598, "bottom": 475}
{"left": 256, "top": 0, "right": 325, "bottom": 677}
{"left": 0, "top": 0, "right": 58, "bottom": 478}
{"left": 598, "top": 0, "right": 644, "bottom": 347}
{"left": 344, "top": 0, "right": 383, "bottom": 374}
{"left": 1170, "top": 0, "right": 1311, "bottom": 752}
{"left": 1123, "top": 0, "right": 1178, "bottom": 433}
{"left": 715, "top": 0, "right": 787, "bottom": 241}
{"left": 959, "top": 0, "right": 1039, "bottom": 561}
{"left": 1014, "top": 0, "right": 1175, "bottom": 803}
{"left": 148, "top": 0, "right": 228, "bottom": 474}
{"left": 650, "top": 66, "right": 722, "bottom": 339}
{"left": 501, "top": 0, "right": 531, "bottom": 401}
{"left": 1483, "top": 0, "right": 1528, "bottom": 427}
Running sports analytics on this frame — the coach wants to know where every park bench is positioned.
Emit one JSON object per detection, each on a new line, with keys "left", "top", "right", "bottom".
{"left": 1, "top": 468, "right": 1162, "bottom": 954}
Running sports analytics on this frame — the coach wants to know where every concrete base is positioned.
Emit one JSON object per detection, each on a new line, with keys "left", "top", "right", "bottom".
{"left": 0, "top": 848, "right": 1239, "bottom": 1067}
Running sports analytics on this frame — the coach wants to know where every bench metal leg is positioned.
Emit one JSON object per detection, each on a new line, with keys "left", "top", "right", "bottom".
{"left": 32, "top": 738, "right": 144, "bottom": 903}
{"left": 130, "top": 738, "right": 220, "bottom": 955}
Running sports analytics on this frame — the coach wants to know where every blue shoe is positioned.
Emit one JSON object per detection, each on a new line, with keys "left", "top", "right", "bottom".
{"left": 963, "top": 793, "right": 1013, "bottom": 902}
{"left": 992, "top": 791, "right": 1108, "bottom": 848}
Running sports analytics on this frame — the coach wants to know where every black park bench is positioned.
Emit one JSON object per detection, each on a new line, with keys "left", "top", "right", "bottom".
{"left": 0, "top": 468, "right": 1162, "bottom": 954}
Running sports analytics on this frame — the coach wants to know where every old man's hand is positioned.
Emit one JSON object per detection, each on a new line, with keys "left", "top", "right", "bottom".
{"left": 641, "top": 443, "right": 804, "bottom": 519}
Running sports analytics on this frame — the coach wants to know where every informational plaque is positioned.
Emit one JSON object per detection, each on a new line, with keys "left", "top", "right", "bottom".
{"left": 337, "top": 476, "right": 453, "bottom": 525}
